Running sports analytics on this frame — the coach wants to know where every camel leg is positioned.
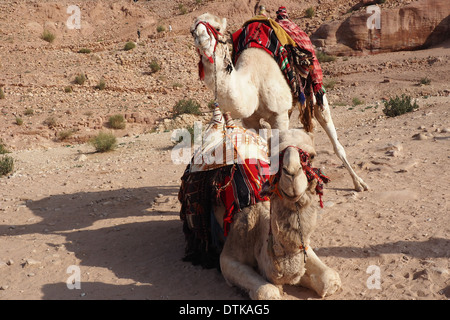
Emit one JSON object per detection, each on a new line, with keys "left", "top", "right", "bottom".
{"left": 300, "top": 247, "right": 341, "bottom": 298}
{"left": 271, "top": 112, "right": 290, "bottom": 131}
{"left": 220, "top": 252, "right": 281, "bottom": 300}
{"left": 313, "top": 95, "right": 369, "bottom": 191}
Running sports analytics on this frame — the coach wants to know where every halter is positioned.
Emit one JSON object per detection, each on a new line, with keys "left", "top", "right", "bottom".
{"left": 193, "top": 21, "right": 230, "bottom": 87}
{"left": 260, "top": 146, "right": 330, "bottom": 208}
{"left": 263, "top": 146, "right": 330, "bottom": 262}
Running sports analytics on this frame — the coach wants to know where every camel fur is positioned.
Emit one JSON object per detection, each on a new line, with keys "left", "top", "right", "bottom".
{"left": 191, "top": 13, "right": 369, "bottom": 192}
{"left": 214, "top": 126, "right": 341, "bottom": 299}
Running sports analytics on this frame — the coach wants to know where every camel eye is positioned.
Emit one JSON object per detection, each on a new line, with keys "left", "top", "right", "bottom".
{"left": 310, "top": 154, "right": 316, "bottom": 160}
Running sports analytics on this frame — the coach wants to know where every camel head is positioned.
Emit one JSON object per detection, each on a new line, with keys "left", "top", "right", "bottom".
{"left": 191, "top": 13, "right": 227, "bottom": 59}
{"left": 276, "top": 130, "right": 317, "bottom": 203}
{"left": 260, "top": 122, "right": 328, "bottom": 206}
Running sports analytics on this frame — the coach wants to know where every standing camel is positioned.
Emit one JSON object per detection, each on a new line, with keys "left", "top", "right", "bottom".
{"left": 190, "top": 13, "right": 369, "bottom": 192}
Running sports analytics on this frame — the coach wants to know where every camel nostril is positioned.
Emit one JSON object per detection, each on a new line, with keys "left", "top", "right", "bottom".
{"left": 282, "top": 167, "right": 294, "bottom": 177}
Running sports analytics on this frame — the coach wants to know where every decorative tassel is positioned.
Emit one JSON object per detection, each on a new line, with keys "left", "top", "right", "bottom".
{"left": 299, "top": 92, "right": 306, "bottom": 105}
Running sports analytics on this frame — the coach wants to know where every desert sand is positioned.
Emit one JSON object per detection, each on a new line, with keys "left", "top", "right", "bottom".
{"left": 0, "top": 0, "right": 448, "bottom": 300}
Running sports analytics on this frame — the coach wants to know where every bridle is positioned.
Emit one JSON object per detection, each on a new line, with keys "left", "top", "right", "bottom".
{"left": 263, "top": 146, "right": 330, "bottom": 261}
{"left": 192, "top": 21, "right": 227, "bottom": 63}
{"left": 192, "top": 21, "right": 232, "bottom": 102}
{"left": 260, "top": 146, "right": 330, "bottom": 208}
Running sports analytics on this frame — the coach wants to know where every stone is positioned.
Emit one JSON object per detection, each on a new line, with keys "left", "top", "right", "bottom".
{"left": 311, "top": 0, "right": 450, "bottom": 55}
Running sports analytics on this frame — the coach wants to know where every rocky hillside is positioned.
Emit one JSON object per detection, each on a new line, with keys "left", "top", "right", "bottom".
{"left": 0, "top": 0, "right": 447, "bottom": 151}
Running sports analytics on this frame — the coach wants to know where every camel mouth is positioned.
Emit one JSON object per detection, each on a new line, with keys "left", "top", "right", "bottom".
{"left": 279, "top": 188, "right": 304, "bottom": 202}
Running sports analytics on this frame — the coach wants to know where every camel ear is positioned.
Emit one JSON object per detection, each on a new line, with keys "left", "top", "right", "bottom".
{"left": 259, "top": 118, "right": 271, "bottom": 130}
{"left": 219, "top": 17, "right": 227, "bottom": 33}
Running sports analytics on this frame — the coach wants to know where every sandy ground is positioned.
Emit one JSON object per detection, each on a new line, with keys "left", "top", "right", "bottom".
{"left": 0, "top": 0, "right": 449, "bottom": 300}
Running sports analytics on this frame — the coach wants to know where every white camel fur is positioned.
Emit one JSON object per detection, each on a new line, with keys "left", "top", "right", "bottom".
{"left": 191, "top": 13, "right": 369, "bottom": 192}
{"left": 214, "top": 124, "right": 341, "bottom": 299}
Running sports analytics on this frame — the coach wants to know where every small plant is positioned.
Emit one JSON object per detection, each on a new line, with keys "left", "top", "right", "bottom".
{"left": 352, "top": 97, "right": 364, "bottom": 106}
{"left": 0, "top": 155, "right": 14, "bottom": 177}
{"left": 324, "top": 79, "right": 337, "bottom": 90}
{"left": 124, "top": 41, "right": 136, "bottom": 51}
{"left": 41, "top": 30, "right": 56, "bottom": 43}
{"left": 108, "top": 114, "right": 126, "bottom": 129}
{"left": 175, "top": 125, "right": 196, "bottom": 145}
{"left": 0, "top": 141, "right": 10, "bottom": 154}
{"left": 173, "top": 99, "right": 202, "bottom": 117}
{"left": 156, "top": 25, "right": 166, "bottom": 33}
{"left": 74, "top": 73, "right": 86, "bottom": 85}
{"left": 316, "top": 51, "right": 336, "bottom": 63}
{"left": 44, "top": 116, "right": 58, "bottom": 128}
{"left": 149, "top": 60, "right": 161, "bottom": 73}
{"left": 15, "top": 117, "right": 23, "bottom": 126}
{"left": 64, "top": 86, "right": 73, "bottom": 93}
{"left": 0, "top": 87, "right": 5, "bottom": 99}
{"left": 24, "top": 107, "right": 34, "bottom": 115}
{"left": 78, "top": 48, "right": 91, "bottom": 54}
{"left": 57, "top": 130, "right": 75, "bottom": 141}
{"left": 95, "top": 78, "right": 106, "bottom": 90}
{"left": 178, "top": 4, "right": 188, "bottom": 15}
{"left": 419, "top": 77, "right": 431, "bottom": 85}
{"left": 305, "top": 7, "right": 315, "bottom": 18}
{"left": 383, "top": 94, "right": 419, "bottom": 117}
{"left": 90, "top": 131, "right": 117, "bottom": 153}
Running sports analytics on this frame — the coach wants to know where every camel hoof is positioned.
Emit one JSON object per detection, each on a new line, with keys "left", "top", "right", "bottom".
{"left": 251, "top": 284, "right": 282, "bottom": 300}
{"left": 354, "top": 179, "right": 369, "bottom": 192}
{"left": 318, "top": 269, "right": 342, "bottom": 298}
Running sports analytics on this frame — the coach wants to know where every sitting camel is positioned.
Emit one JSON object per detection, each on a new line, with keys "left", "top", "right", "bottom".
{"left": 190, "top": 12, "right": 369, "bottom": 192}
{"left": 214, "top": 122, "right": 341, "bottom": 299}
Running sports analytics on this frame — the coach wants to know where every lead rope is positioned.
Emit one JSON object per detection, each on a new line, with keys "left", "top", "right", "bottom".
{"left": 295, "top": 202, "right": 308, "bottom": 263}
{"left": 213, "top": 50, "right": 219, "bottom": 107}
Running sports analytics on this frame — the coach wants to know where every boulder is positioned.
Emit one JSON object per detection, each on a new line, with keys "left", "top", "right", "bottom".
{"left": 311, "top": 0, "right": 450, "bottom": 55}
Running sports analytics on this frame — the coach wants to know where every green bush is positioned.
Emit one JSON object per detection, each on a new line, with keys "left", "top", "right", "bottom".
{"left": 24, "top": 108, "right": 34, "bottom": 115}
{"left": 15, "top": 117, "right": 23, "bottom": 126}
{"left": 352, "top": 97, "right": 364, "bottom": 106}
{"left": 383, "top": 94, "right": 419, "bottom": 117}
{"left": 0, "top": 155, "right": 14, "bottom": 177}
{"left": 74, "top": 73, "right": 86, "bottom": 85}
{"left": 0, "top": 87, "right": 5, "bottom": 99}
{"left": 419, "top": 77, "right": 431, "bottom": 85}
{"left": 156, "top": 25, "right": 166, "bottom": 33}
{"left": 78, "top": 48, "right": 91, "bottom": 54}
{"left": 41, "top": 30, "right": 56, "bottom": 43}
{"left": 64, "top": 86, "right": 73, "bottom": 93}
{"left": 95, "top": 78, "right": 106, "bottom": 90}
{"left": 57, "top": 130, "right": 74, "bottom": 141}
{"left": 305, "top": 7, "right": 315, "bottom": 18}
{"left": 316, "top": 51, "right": 336, "bottom": 63}
{"left": 108, "top": 114, "right": 126, "bottom": 129}
{"left": 44, "top": 116, "right": 58, "bottom": 128}
{"left": 90, "top": 132, "right": 117, "bottom": 153}
{"left": 149, "top": 60, "right": 161, "bottom": 73}
{"left": 124, "top": 41, "right": 136, "bottom": 51}
{"left": 0, "top": 141, "right": 10, "bottom": 154}
{"left": 173, "top": 99, "right": 202, "bottom": 117}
